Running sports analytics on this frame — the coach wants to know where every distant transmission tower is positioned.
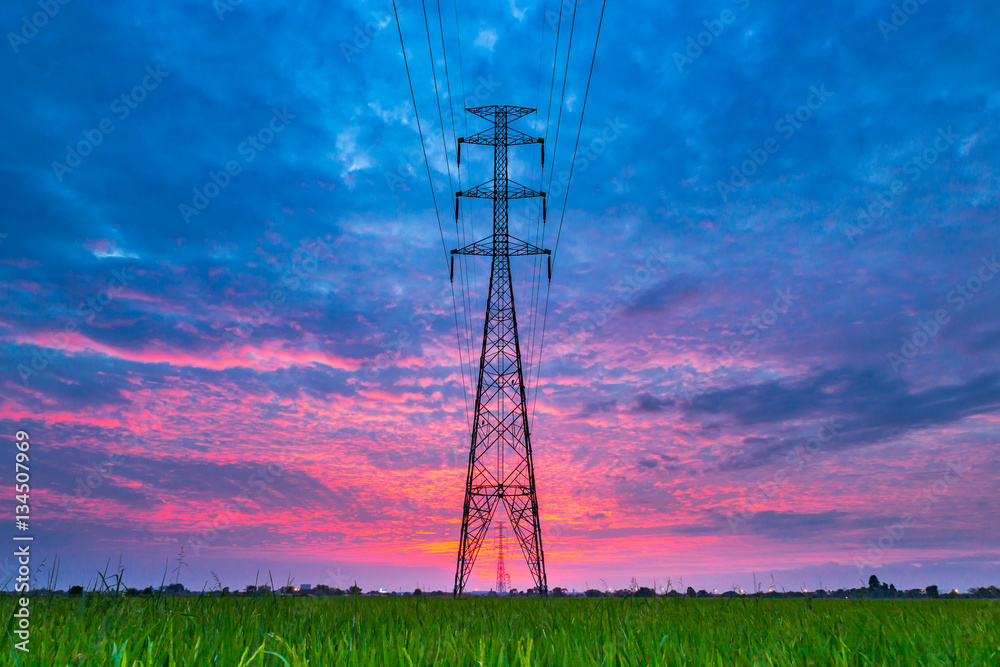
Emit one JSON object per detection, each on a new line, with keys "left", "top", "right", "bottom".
{"left": 494, "top": 522, "right": 511, "bottom": 595}
{"left": 451, "top": 105, "right": 549, "bottom": 596}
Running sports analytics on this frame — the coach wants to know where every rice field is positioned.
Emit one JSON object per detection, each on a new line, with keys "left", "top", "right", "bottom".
{"left": 4, "top": 594, "right": 997, "bottom": 665}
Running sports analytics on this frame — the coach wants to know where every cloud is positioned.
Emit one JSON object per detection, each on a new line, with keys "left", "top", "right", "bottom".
{"left": 474, "top": 27, "right": 498, "bottom": 51}
{"left": 700, "top": 369, "right": 1000, "bottom": 470}
{"left": 735, "top": 510, "right": 848, "bottom": 539}
{"left": 623, "top": 276, "right": 700, "bottom": 316}
{"left": 573, "top": 398, "right": 618, "bottom": 419}
{"left": 632, "top": 392, "right": 676, "bottom": 413}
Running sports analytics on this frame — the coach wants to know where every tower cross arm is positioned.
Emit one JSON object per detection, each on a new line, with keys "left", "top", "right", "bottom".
{"left": 467, "top": 105, "right": 535, "bottom": 122}
{"left": 507, "top": 236, "right": 551, "bottom": 257}
{"left": 456, "top": 180, "right": 545, "bottom": 200}
{"left": 452, "top": 235, "right": 550, "bottom": 257}
{"left": 462, "top": 127, "right": 542, "bottom": 147}
{"left": 451, "top": 237, "right": 495, "bottom": 256}
{"left": 505, "top": 180, "right": 545, "bottom": 199}
{"left": 456, "top": 180, "right": 498, "bottom": 199}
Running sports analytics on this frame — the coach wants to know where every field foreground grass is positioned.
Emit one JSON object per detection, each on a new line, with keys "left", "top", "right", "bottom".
{"left": 3, "top": 595, "right": 997, "bottom": 665}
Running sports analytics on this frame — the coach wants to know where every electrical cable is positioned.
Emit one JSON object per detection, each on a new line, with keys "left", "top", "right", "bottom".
{"left": 391, "top": 0, "right": 472, "bottom": 435}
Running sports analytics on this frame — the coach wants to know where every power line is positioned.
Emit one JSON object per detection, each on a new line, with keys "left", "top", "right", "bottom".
{"left": 391, "top": 0, "right": 472, "bottom": 435}
{"left": 421, "top": 0, "right": 479, "bottom": 429}
{"left": 552, "top": 0, "right": 606, "bottom": 262}
{"left": 452, "top": 0, "right": 468, "bottom": 136}
{"left": 534, "top": 0, "right": 550, "bottom": 114}
{"left": 543, "top": 0, "right": 565, "bottom": 156}
{"left": 446, "top": 0, "right": 478, "bottom": 397}
{"left": 435, "top": 0, "right": 460, "bottom": 158}
{"left": 528, "top": 0, "right": 579, "bottom": 396}
{"left": 433, "top": 0, "right": 477, "bottom": 416}
{"left": 527, "top": 0, "right": 562, "bottom": 397}
{"left": 531, "top": 0, "right": 577, "bottom": 421}
{"left": 391, "top": 0, "right": 447, "bottom": 268}
{"left": 524, "top": 0, "right": 550, "bottom": 396}
{"left": 530, "top": 281, "right": 552, "bottom": 423}
{"left": 420, "top": 0, "right": 456, "bottom": 198}
{"left": 544, "top": 0, "right": 579, "bottom": 198}
{"left": 532, "top": 0, "right": 607, "bottom": 422}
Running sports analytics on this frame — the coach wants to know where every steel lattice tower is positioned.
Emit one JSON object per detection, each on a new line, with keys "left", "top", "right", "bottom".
{"left": 451, "top": 105, "right": 550, "bottom": 596}
{"left": 494, "top": 521, "right": 511, "bottom": 595}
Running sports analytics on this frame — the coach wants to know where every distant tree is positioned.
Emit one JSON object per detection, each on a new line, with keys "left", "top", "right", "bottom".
{"left": 349, "top": 585, "right": 362, "bottom": 596}
{"left": 925, "top": 585, "right": 939, "bottom": 598}
{"left": 551, "top": 587, "right": 566, "bottom": 597}
{"left": 164, "top": 583, "right": 184, "bottom": 595}
{"left": 68, "top": 585, "right": 84, "bottom": 597}
{"left": 331, "top": 587, "right": 345, "bottom": 596}
{"left": 686, "top": 587, "right": 697, "bottom": 598}
{"left": 868, "top": 575, "right": 880, "bottom": 590}
{"left": 971, "top": 586, "right": 1000, "bottom": 599}
{"left": 222, "top": 587, "right": 230, "bottom": 596}
{"left": 244, "top": 585, "right": 257, "bottom": 595}
{"left": 280, "top": 585, "right": 295, "bottom": 595}
{"left": 888, "top": 584, "right": 897, "bottom": 597}
{"left": 126, "top": 587, "right": 139, "bottom": 596}
{"left": 584, "top": 589, "right": 603, "bottom": 598}
{"left": 141, "top": 586, "right": 153, "bottom": 596}
{"left": 413, "top": 588, "right": 422, "bottom": 596}
{"left": 636, "top": 587, "right": 655, "bottom": 598}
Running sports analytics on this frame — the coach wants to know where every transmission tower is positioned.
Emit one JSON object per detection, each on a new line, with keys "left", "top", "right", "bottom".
{"left": 451, "top": 105, "right": 550, "bottom": 596}
{"left": 494, "top": 521, "right": 511, "bottom": 595}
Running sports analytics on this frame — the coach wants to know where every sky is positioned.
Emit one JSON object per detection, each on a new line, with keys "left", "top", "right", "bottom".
{"left": 1, "top": 0, "right": 998, "bottom": 594}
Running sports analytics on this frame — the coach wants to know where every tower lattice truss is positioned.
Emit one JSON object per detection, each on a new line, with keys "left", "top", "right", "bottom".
{"left": 452, "top": 105, "right": 550, "bottom": 596}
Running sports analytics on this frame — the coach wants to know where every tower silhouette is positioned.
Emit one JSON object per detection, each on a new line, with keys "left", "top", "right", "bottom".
{"left": 494, "top": 521, "right": 511, "bottom": 595}
{"left": 451, "top": 105, "right": 549, "bottom": 596}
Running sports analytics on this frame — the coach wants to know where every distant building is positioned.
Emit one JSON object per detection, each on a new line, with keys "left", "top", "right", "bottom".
{"left": 300, "top": 584, "right": 311, "bottom": 591}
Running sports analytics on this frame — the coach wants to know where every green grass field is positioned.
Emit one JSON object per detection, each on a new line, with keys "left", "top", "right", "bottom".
{"left": 4, "top": 595, "right": 997, "bottom": 665}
